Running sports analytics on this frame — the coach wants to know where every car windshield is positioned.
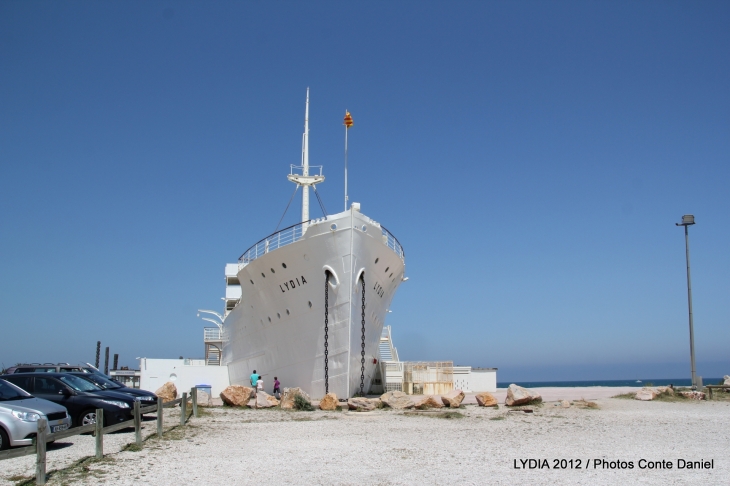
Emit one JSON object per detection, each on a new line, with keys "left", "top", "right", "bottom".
{"left": 76, "top": 374, "right": 121, "bottom": 390}
{"left": 0, "top": 379, "right": 32, "bottom": 401}
{"left": 58, "top": 375, "right": 102, "bottom": 392}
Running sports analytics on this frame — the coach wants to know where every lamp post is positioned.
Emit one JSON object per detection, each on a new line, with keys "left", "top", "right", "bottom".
{"left": 675, "top": 214, "right": 697, "bottom": 390}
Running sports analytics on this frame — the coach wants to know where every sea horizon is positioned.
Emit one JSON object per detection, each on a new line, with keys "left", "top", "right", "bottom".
{"left": 496, "top": 378, "right": 724, "bottom": 388}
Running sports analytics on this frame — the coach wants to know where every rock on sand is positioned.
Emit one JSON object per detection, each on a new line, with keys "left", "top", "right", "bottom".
{"left": 155, "top": 382, "right": 177, "bottom": 403}
{"left": 441, "top": 389, "right": 465, "bottom": 408}
{"left": 475, "top": 392, "right": 498, "bottom": 407}
{"left": 319, "top": 393, "right": 339, "bottom": 410}
{"left": 505, "top": 384, "right": 542, "bottom": 406}
{"left": 280, "top": 387, "right": 311, "bottom": 410}
{"left": 380, "top": 391, "right": 415, "bottom": 409}
{"left": 348, "top": 397, "right": 378, "bottom": 411}
{"left": 220, "top": 385, "right": 254, "bottom": 407}
{"left": 414, "top": 395, "right": 444, "bottom": 409}
{"left": 256, "top": 391, "right": 279, "bottom": 408}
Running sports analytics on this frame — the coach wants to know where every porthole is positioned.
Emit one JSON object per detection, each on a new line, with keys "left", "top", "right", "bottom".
{"left": 330, "top": 223, "right": 337, "bottom": 231}
{"left": 375, "top": 258, "right": 379, "bottom": 264}
{"left": 308, "top": 301, "right": 313, "bottom": 308}
{"left": 261, "top": 273, "right": 265, "bottom": 278}
{"left": 268, "top": 316, "right": 271, "bottom": 322}
{"left": 277, "top": 312, "right": 281, "bottom": 319}
{"left": 362, "top": 225, "right": 367, "bottom": 232}
{"left": 385, "top": 267, "right": 389, "bottom": 273}
{"left": 282, "top": 263, "right": 287, "bottom": 269}
{"left": 389, "top": 273, "right": 393, "bottom": 278}
{"left": 250, "top": 280, "right": 254, "bottom": 285}
{"left": 260, "top": 319, "right": 263, "bottom": 325}
{"left": 286, "top": 309, "right": 290, "bottom": 315}
{"left": 271, "top": 268, "right": 275, "bottom": 274}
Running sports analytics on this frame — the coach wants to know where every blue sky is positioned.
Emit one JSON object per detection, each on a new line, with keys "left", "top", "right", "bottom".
{"left": 1, "top": 1, "right": 728, "bottom": 381}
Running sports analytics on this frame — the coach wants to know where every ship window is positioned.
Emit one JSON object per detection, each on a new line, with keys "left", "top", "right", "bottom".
{"left": 277, "top": 313, "right": 281, "bottom": 319}
{"left": 260, "top": 319, "right": 263, "bottom": 325}
{"left": 375, "top": 258, "right": 379, "bottom": 264}
{"left": 282, "top": 263, "right": 287, "bottom": 269}
{"left": 330, "top": 223, "right": 337, "bottom": 231}
{"left": 286, "top": 309, "right": 290, "bottom": 315}
{"left": 308, "top": 301, "right": 313, "bottom": 308}
{"left": 268, "top": 316, "right": 271, "bottom": 322}
{"left": 385, "top": 267, "right": 389, "bottom": 273}
{"left": 362, "top": 225, "right": 367, "bottom": 232}
{"left": 261, "top": 273, "right": 265, "bottom": 278}
{"left": 271, "top": 268, "right": 275, "bottom": 274}
{"left": 389, "top": 273, "right": 393, "bottom": 278}
{"left": 250, "top": 280, "right": 254, "bottom": 285}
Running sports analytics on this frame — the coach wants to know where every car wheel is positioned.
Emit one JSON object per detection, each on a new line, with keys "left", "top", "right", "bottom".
{"left": 0, "top": 427, "right": 9, "bottom": 451}
{"left": 78, "top": 409, "right": 97, "bottom": 427}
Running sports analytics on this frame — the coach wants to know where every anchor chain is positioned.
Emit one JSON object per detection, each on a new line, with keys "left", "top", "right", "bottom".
{"left": 324, "top": 273, "right": 329, "bottom": 394}
{"left": 360, "top": 275, "right": 366, "bottom": 396}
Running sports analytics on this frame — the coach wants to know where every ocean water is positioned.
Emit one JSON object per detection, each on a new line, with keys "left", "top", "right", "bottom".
{"left": 497, "top": 378, "right": 724, "bottom": 388}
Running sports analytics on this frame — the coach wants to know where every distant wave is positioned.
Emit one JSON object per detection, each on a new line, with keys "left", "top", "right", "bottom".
{"left": 497, "top": 378, "right": 723, "bottom": 388}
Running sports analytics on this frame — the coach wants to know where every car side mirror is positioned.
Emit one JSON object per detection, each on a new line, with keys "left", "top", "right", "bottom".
{"left": 60, "top": 388, "right": 73, "bottom": 396}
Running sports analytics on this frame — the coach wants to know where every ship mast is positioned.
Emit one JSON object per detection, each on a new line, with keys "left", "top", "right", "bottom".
{"left": 287, "top": 88, "right": 324, "bottom": 223}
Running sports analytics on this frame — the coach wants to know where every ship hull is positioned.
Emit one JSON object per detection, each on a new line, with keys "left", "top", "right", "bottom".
{"left": 222, "top": 208, "right": 405, "bottom": 398}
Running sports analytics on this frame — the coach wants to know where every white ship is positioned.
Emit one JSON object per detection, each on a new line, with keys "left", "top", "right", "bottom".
{"left": 219, "top": 91, "right": 406, "bottom": 398}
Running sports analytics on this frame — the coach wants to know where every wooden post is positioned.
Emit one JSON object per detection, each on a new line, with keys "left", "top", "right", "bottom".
{"left": 134, "top": 401, "right": 141, "bottom": 447}
{"left": 157, "top": 397, "right": 163, "bottom": 438}
{"left": 191, "top": 387, "right": 198, "bottom": 418}
{"left": 35, "top": 417, "right": 47, "bottom": 485}
{"left": 95, "top": 408, "right": 104, "bottom": 459}
{"left": 180, "top": 392, "right": 187, "bottom": 426}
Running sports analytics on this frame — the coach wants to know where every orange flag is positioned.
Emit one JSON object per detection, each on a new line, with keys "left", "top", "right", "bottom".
{"left": 344, "top": 111, "right": 353, "bottom": 128}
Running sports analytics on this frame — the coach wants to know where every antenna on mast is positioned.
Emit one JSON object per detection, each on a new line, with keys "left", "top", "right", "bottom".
{"left": 288, "top": 88, "right": 324, "bottom": 224}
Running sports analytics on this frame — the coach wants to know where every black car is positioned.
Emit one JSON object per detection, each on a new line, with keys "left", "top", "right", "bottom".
{"left": 67, "top": 372, "right": 157, "bottom": 405}
{"left": 0, "top": 373, "right": 136, "bottom": 427}
{"left": 4, "top": 363, "right": 109, "bottom": 378}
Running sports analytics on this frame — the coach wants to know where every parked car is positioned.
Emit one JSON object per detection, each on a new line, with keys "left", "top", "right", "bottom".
{"left": 0, "top": 373, "right": 136, "bottom": 427}
{"left": 0, "top": 378, "right": 71, "bottom": 450}
{"left": 4, "top": 363, "right": 109, "bottom": 378}
{"left": 66, "top": 372, "right": 157, "bottom": 405}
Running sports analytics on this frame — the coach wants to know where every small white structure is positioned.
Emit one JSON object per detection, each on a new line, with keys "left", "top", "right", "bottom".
{"left": 139, "top": 358, "right": 230, "bottom": 397}
{"left": 453, "top": 366, "right": 498, "bottom": 393}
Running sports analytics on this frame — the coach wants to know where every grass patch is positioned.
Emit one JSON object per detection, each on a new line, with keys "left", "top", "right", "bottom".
{"left": 612, "top": 392, "right": 636, "bottom": 399}
{"left": 122, "top": 443, "right": 143, "bottom": 452}
{"left": 293, "top": 394, "right": 314, "bottom": 411}
{"left": 433, "top": 411, "right": 464, "bottom": 419}
{"left": 574, "top": 399, "right": 599, "bottom": 409}
{"left": 489, "top": 416, "right": 505, "bottom": 421}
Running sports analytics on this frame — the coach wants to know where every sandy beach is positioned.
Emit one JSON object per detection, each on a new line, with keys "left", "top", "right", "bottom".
{"left": 2, "top": 388, "right": 727, "bottom": 485}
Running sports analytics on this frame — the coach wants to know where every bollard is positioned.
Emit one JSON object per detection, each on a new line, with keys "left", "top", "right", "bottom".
{"left": 180, "top": 392, "right": 187, "bottom": 426}
{"left": 95, "top": 409, "right": 104, "bottom": 459}
{"left": 192, "top": 387, "right": 198, "bottom": 418}
{"left": 134, "top": 401, "right": 141, "bottom": 447}
{"left": 157, "top": 397, "right": 163, "bottom": 438}
{"left": 36, "top": 418, "right": 47, "bottom": 485}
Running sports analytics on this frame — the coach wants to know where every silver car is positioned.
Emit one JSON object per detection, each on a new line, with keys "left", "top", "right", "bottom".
{"left": 0, "top": 378, "right": 72, "bottom": 449}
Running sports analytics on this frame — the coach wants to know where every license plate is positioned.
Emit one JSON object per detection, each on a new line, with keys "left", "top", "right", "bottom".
{"left": 51, "top": 424, "right": 69, "bottom": 433}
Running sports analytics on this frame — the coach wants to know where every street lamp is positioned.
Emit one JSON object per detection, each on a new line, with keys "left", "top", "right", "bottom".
{"left": 675, "top": 215, "right": 698, "bottom": 390}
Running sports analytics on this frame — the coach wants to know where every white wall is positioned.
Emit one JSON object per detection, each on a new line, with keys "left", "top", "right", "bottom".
{"left": 469, "top": 369, "right": 497, "bottom": 392}
{"left": 139, "top": 358, "right": 230, "bottom": 398}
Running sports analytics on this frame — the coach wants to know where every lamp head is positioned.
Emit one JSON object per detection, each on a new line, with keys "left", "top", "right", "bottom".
{"left": 677, "top": 214, "right": 695, "bottom": 226}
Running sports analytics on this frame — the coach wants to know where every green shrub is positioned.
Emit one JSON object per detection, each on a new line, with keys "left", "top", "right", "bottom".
{"left": 293, "top": 394, "right": 314, "bottom": 411}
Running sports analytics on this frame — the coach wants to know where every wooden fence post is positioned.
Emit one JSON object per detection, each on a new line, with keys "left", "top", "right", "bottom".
{"left": 180, "top": 392, "right": 187, "bottom": 426}
{"left": 157, "top": 397, "right": 163, "bottom": 438}
{"left": 95, "top": 409, "right": 104, "bottom": 459}
{"left": 192, "top": 387, "right": 198, "bottom": 418}
{"left": 134, "top": 401, "right": 141, "bottom": 447}
{"left": 35, "top": 417, "right": 47, "bottom": 485}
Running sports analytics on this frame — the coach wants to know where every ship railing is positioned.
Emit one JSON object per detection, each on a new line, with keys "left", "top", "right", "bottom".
{"left": 203, "top": 327, "right": 221, "bottom": 342}
{"left": 380, "top": 225, "right": 405, "bottom": 263}
{"left": 239, "top": 220, "right": 311, "bottom": 267}
{"left": 290, "top": 164, "right": 323, "bottom": 177}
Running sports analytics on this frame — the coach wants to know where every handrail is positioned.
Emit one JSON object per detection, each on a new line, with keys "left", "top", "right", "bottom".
{"left": 238, "top": 220, "right": 312, "bottom": 266}
{"left": 380, "top": 224, "right": 405, "bottom": 263}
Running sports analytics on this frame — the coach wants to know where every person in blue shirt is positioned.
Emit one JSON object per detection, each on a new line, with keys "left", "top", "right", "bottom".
{"left": 250, "top": 370, "right": 260, "bottom": 388}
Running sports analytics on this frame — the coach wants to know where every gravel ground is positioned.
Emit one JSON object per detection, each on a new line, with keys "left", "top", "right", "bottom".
{"left": 2, "top": 394, "right": 728, "bottom": 485}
